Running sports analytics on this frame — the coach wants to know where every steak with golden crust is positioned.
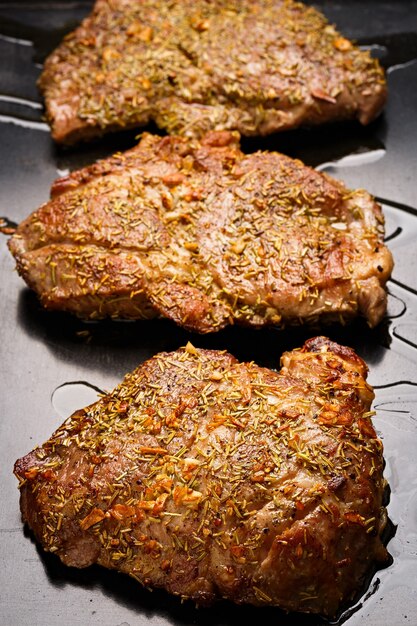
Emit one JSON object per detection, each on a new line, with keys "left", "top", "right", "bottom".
{"left": 38, "top": 0, "right": 387, "bottom": 144}
{"left": 14, "top": 338, "right": 389, "bottom": 617}
{"left": 8, "top": 131, "right": 393, "bottom": 332}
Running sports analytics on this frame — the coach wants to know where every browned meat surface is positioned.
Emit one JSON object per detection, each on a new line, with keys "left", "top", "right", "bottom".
{"left": 8, "top": 132, "right": 393, "bottom": 332}
{"left": 39, "top": 0, "right": 387, "bottom": 144}
{"left": 14, "top": 338, "right": 389, "bottom": 617}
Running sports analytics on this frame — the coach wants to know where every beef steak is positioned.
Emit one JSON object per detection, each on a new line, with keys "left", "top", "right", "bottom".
{"left": 8, "top": 131, "right": 393, "bottom": 332}
{"left": 14, "top": 338, "right": 389, "bottom": 617}
{"left": 38, "top": 0, "right": 387, "bottom": 144}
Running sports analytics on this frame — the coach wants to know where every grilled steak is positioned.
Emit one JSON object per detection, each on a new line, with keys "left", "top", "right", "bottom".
{"left": 8, "top": 132, "right": 393, "bottom": 332}
{"left": 39, "top": 0, "right": 387, "bottom": 144}
{"left": 14, "top": 338, "right": 389, "bottom": 617}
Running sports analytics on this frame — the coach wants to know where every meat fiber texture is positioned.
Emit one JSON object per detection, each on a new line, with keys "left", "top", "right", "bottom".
{"left": 8, "top": 131, "right": 393, "bottom": 333}
{"left": 38, "top": 0, "right": 387, "bottom": 144}
{"left": 14, "top": 338, "right": 389, "bottom": 618}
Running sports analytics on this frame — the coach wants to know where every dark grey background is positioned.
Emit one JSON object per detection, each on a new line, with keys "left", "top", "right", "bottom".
{"left": 1, "top": 2, "right": 417, "bottom": 624}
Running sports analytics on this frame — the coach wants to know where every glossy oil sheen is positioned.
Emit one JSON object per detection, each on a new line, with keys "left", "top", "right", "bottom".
{"left": 0, "top": 2, "right": 417, "bottom": 625}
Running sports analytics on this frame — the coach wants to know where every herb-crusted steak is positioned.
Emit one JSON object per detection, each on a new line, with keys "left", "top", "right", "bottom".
{"left": 39, "top": 0, "right": 387, "bottom": 144}
{"left": 14, "top": 338, "right": 389, "bottom": 617}
{"left": 8, "top": 131, "right": 393, "bottom": 332}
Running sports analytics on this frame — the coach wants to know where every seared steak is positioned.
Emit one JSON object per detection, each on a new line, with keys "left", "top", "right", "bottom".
{"left": 14, "top": 338, "right": 389, "bottom": 617}
{"left": 8, "top": 131, "right": 393, "bottom": 332}
{"left": 39, "top": 0, "right": 387, "bottom": 144}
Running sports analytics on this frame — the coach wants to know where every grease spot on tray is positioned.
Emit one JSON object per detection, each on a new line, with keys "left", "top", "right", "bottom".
{"left": 359, "top": 32, "right": 417, "bottom": 73}
{"left": 0, "top": 113, "right": 48, "bottom": 131}
{"left": 51, "top": 381, "right": 105, "bottom": 419}
{"left": 393, "top": 322, "right": 417, "bottom": 350}
{"left": 386, "top": 292, "right": 406, "bottom": 319}
{"left": 0, "top": 14, "right": 87, "bottom": 63}
{"left": 315, "top": 148, "right": 385, "bottom": 172}
{"left": 375, "top": 388, "right": 417, "bottom": 560}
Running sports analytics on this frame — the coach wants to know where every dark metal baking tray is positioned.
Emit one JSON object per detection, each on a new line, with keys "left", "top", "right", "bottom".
{"left": 1, "top": 2, "right": 417, "bottom": 624}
